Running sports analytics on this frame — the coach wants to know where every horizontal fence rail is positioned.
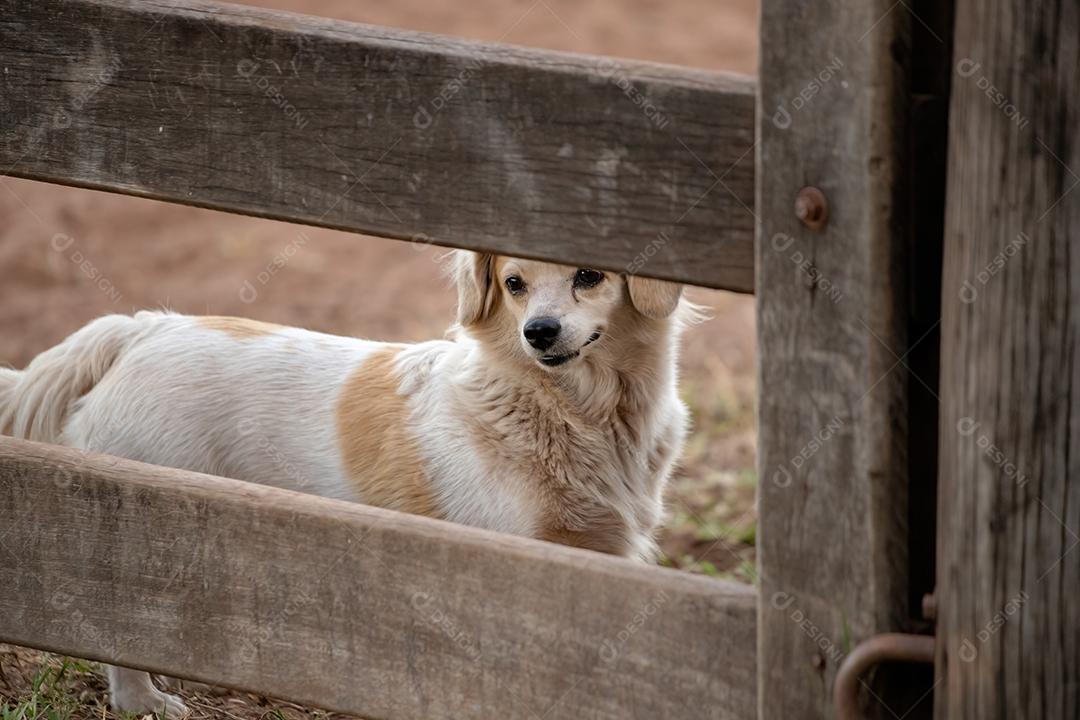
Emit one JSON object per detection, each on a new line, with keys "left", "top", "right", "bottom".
{"left": 0, "top": 438, "right": 758, "bottom": 719}
{"left": 0, "top": 0, "right": 756, "bottom": 291}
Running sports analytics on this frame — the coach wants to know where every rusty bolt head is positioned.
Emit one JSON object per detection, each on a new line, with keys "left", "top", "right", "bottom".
{"left": 811, "top": 652, "right": 825, "bottom": 669}
{"left": 795, "top": 186, "right": 828, "bottom": 230}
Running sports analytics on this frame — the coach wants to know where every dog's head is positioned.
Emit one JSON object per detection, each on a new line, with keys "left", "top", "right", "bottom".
{"left": 452, "top": 251, "right": 684, "bottom": 371}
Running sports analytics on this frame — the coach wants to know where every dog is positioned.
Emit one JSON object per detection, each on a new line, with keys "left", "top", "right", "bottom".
{"left": 0, "top": 251, "right": 696, "bottom": 717}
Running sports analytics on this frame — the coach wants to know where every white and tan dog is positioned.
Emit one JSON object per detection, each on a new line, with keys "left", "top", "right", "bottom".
{"left": 0, "top": 251, "right": 695, "bottom": 717}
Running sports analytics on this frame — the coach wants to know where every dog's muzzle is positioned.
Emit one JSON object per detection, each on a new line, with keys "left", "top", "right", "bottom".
{"left": 539, "top": 330, "right": 602, "bottom": 367}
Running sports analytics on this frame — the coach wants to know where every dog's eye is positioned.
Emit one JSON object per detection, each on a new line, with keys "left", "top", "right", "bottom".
{"left": 574, "top": 269, "right": 604, "bottom": 289}
{"left": 505, "top": 275, "right": 526, "bottom": 294}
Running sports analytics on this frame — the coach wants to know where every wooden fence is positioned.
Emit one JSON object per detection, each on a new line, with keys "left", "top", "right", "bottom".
{"left": 0, "top": 440, "right": 756, "bottom": 718}
{"left": 1, "top": 0, "right": 1076, "bottom": 718}
{"left": 0, "top": 0, "right": 755, "bottom": 291}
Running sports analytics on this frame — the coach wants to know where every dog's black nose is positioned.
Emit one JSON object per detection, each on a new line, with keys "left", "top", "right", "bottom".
{"left": 523, "top": 317, "right": 561, "bottom": 350}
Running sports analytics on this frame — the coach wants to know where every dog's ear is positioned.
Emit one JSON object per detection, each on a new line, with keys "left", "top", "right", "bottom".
{"left": 626, "top": 275, "right": 683, "bottom": 319}
{"left": 454, "top": 251, "right": 497, "bottom": 326}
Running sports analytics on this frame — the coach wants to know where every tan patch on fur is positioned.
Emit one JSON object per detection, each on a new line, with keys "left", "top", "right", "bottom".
{"left": 196, "top": 316, "right": 282, "bottom": 339}
{"left": 336, "top": 348, "right": 440, "bottom": 518}
{"left": 539, "top": 509, "right": 632, "bottom": 555}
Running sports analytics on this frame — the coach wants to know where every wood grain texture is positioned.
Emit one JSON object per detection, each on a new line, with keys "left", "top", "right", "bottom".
{"left": 0, "top": 0, "right": 755, "bottom": 291}
{"left": 0, "top": 437, "right": 758, "bottom": 720}
{"left": 935, "top": 0, "right": 1080, "bottom": 716}
{"left": 756, "top": 1, "right": 921, "bottom": 717}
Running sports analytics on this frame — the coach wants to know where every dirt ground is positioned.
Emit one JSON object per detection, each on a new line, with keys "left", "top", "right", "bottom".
{"left": 1, "top": 0, "right": 758, "bottom": 715}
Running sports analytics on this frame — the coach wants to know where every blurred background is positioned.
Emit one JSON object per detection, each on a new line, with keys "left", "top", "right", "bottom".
{"left": 0, "top": 0, "right": 758, "bottom": 581}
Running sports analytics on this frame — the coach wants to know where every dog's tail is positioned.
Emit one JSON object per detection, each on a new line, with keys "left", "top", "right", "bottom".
{"left": 0, "top": 314, "right": 148, "bottom": 443}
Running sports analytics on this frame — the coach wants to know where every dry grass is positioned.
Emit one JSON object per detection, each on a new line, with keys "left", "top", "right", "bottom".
{"left": 0, "top": 646, "right": 363, "bottom": 720}
{"left": 659, "top": 342, "right": 757, "bottom": 582}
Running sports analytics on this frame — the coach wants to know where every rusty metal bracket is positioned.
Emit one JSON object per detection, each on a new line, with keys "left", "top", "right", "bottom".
{"left": 833, "top": 633, "right": 936, "bottom": 720}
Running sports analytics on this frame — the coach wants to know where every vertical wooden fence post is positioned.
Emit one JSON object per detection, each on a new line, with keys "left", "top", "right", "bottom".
{"left": 935, "top": 0, "right": 1080, "bottom": 717}
{"left": 756, "top": 1, "right": 947, "bottom": 717}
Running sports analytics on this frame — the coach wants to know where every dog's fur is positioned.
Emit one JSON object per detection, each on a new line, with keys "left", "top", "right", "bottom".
{"left": 0, "top": 251, "right": 694, "bottom": 717}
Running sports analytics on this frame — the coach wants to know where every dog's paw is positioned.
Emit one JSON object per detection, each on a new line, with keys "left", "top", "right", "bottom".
{"left": 111, "top": 684, "right": 189, "bottom": 719}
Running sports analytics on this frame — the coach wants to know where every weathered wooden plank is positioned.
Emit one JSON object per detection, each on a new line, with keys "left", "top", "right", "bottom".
{"left": 756, "top": 1, "right": 940, "bottom": 718}
{"left": 0, "top": 0, "right": 755, "bottom": 291}
{"left": 935, "top": 0, "right": 1080, "bottom": 716}
{"left": 0, "top": 437, "right": 757, "bottom": 720}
